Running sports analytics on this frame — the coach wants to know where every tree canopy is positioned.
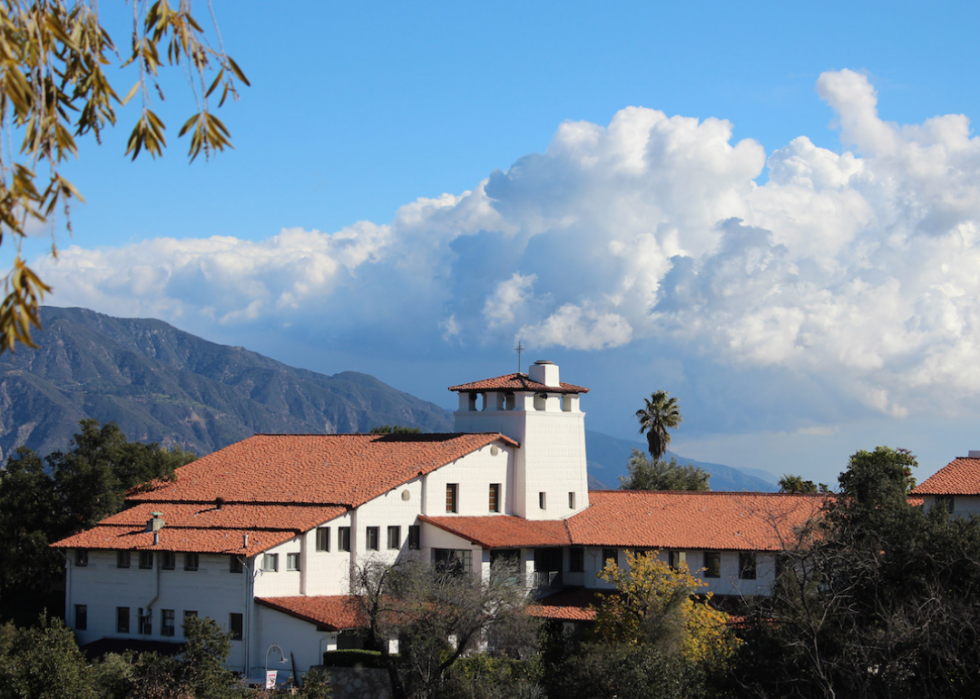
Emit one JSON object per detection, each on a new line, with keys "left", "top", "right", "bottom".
{"left": 0, "top": 0, "right": 248, "bottom": 353}
{"left": 351, "top": 556, "right": 537, "bottom": 699}
{"left": 635, "top": 390, "right": 682, "bottom": 462}
{"left": 620, "top": 449, "right": 710, "bottom": 491}
{"left": 734, "top": 445, "right": 980, "bottom": 699}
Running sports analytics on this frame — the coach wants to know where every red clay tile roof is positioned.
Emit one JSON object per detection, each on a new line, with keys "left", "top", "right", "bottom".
{"left": 54, "top": 524, "right": 296, "bottom": 556}
{"left": 420, "top": 515, "right": 570, "bottom": 548}
{"left": 257, "top": 596, "right": 366, "bottom": 631}
{"left": 527, "top": 588, "right": 602, "bottom": 621}
{"left": 448, "top": 373, "right": 589, "bottom": 394}
{"left": 129, "top": 433, "right": 516, "bottom": 507}
{"left": 52, "top": 502, "right": 343, "bottom": 555}
{"left": 912, "top": 458, "right": 980, "bottom": 495}
{"left": 566, "top": 491, "right": 826, "bottom": 552}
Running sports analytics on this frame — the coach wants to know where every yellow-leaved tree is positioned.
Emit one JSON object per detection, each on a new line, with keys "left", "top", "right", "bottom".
{"left": 593, "top": 549, "right": 740, "bottom": 669}
{"left": 0, "top": 0, "right": 248, "bottom": 353}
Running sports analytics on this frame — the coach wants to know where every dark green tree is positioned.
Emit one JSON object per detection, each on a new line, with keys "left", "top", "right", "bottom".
{"left": 732, "top": 446, "right": 980, "bottom": 699}
{"left": 370, "top": 425, "right": 423, "bottom": 434}
{"left": 635, "top": 390, "right": 682, "bottom": 461}
{"left": 0, "top": 616, "right": 98, "bottom": 699}
{"left": 777, "top": 474, "right": 825, "bottom": 494}
{"left": 620, "top": 449, "right": 710, "bottom": 492}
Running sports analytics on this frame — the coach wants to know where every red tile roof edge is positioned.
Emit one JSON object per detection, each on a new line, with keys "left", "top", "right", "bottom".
{"left": 418, "top": 515, "right": 571, "bottom": 548}
{"left": 256, "top": 596, "right": 365, "bottom": 631}
{"left": 448, "top": 373, "right": 590, "bottom": 394}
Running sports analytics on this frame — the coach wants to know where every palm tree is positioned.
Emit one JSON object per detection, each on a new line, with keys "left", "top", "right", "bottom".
{"left": 635, "top": 390, "right": 682, "bottom": 461}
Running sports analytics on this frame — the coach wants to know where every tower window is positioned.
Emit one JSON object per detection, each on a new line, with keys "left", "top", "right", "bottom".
{"left": 568, "top": 491, "right": 576, "bottom": 509}
{"left": 539, "top": 492, "right": 547, "bottom": 510}
{"left": 446, "top": 484, "right": 458, "bottom": 513}
{"left": 489, "top": 484, "right": 501, "bottom": 513}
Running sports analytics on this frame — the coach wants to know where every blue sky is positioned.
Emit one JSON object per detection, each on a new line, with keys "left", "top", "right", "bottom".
{"left": 10, "top": 1, "right": 980, "bottom": 486}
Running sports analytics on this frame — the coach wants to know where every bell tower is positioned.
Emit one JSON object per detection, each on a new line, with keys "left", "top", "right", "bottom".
{"left": 448, "top": 361, "right": 590, "bottom": 520}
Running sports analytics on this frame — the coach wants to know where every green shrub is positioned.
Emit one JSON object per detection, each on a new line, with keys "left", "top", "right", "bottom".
{"left": 321, "top": 649, "right": 385, "bottom": 668}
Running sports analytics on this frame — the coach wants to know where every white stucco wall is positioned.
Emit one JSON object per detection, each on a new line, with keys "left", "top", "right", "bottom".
{"left": 574, "top": 547, "right": 776, "bottom": 597}
{"left": 922, "top": 494, "right": 980, "bottom": 517}
{"left": 251, "top": 606, "right": 337, "bottom": 681}
{"left": 66, "top": 549, "right": 249, "bottom": 670}
{"left": 423, "top": 444, "right": 514, "bottom": 517}
{"left": 453, "top": 384, "right": 590, "bottom": 521}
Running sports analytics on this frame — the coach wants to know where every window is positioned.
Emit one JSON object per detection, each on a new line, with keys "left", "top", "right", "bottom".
{"left": 534, "top": 548, "right": 562, "bottom": 572}
{"left": 117, "top": 550, "right": 131, "bottom": 569}
{"left": 739, "top": 552, "right": 757, "bottom": 580}
{"left": 433, "top": 548, "right": 472, "bottom": 577}
{"left": 408, "top": 525, "right": 420, "bottom": 550}
{"left": 539, "top": 492, "right": 547, "bottom": 510}
{"left": 161, "top": 609, "right": 175, "bottom": 637}
{"left": 184, "top": 610, "right": 198, "bottom": 624}
{"left": 139, "top": 551, "right": 153, "bottom": 569}
{"left": 262, "top": 553, "right": 279, "bottom": 572}
{"left": 669, "top": 551, "right": 687, "bottom": 569}
{"left": 75, "top": 549, "right": 88, "bottom": 567}
{"left": 569, "top": 547, "right": 585, "bottom": 573}
{"left": 489, "top": 484, "right": 500, "bottom": 513}
{"left": 74, "top": 604, "right": 87, "bottom": 631}
{"left": 704, "top": 551, "right": 721, "bottom": 578}
{"left": 184, "top": 553, "right": 199, "bottom": 571}
{"left": 366, "top": 526, "right": 379, "bottom": 551}
{"left": 775, "top": 553, "right": 789, "bottom": 581}
{"left": 316, "top": 527, "right": 330, "bottom": 552}
{"left": 568, "top": 491, "right": 576, "bottom": 509}
{"left": 338, "top": 527, "right": 351, "bottom": 552}
{"left": 161, "top": 551, "right": 176, "bottom": 570}
{"left": 117, "top": 607, "right": 130, "bottom": 633}
{"left": 602, "top": 548, "right": 618, "bottom": 567}
{"left": 287, "top": 553, "right": 301, "bottom": 571}
{"left": 936, "top": 495, "right": 955, "bottom": 513}
{"left": 138, "top": 608, "right": 152, "bottom": 635}
{"left": 229, "top": 556, "right": 244, "bottom": 573}
{"left": 446, "top": 483, "right": 458, "bottom": 513}
{"left": 229, "top": 613, "right": 243, "bottom": 641}
{"left": 387, "top": 526, "right": 401, "bottom": 550}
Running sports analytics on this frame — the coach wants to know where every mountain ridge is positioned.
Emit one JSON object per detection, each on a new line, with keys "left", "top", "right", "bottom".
{"left": 1, "top": 307, "right": 777, "bottom": 492}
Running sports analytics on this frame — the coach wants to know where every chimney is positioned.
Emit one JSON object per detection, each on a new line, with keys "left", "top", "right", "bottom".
{"left": 528, "top": 360, "right": 560, "bottom": 387}
{"left": 146, "top": 512, "right": 166, "bottom": 532}
{"left": 969, "top": 451, "right": 980, "bottom": 458}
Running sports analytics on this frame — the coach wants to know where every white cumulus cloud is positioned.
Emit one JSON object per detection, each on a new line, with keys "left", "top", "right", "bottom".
{"left": 38, "top": 69, "right": 980, "bottom": 422}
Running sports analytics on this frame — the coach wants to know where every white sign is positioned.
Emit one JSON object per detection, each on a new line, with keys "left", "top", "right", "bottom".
{"left": 265, "top": 671, "right": 278, "bottom": 689}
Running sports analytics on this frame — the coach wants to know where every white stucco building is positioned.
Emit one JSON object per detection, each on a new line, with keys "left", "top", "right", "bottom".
{"left": 55, "top": 361, "right": 822, "bottom": 680}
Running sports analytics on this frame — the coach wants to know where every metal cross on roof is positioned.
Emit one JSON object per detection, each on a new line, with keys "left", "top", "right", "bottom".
{"left": 515, "top": 340, "right": 525, "bottom": 374}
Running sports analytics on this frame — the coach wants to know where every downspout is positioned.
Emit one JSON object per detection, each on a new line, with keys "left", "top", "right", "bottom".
{"left": 243, "top": 552, "right": 258, "bottom": 678}
{"left": 145, "top": 551, "right": 161, "bottom": 616}
{"left": 59, "top": 550, "right": 71, "bottom": 624}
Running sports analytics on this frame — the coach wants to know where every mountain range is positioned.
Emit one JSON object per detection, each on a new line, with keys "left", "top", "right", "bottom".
{"left": 0, "top": 307, "right": 776, "bottom": 491}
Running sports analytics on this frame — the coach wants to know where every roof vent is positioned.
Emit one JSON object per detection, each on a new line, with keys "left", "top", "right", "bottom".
{"left": 243, "top": 534, "right": 249, "bottom": 549}
{"left": 153, "top": 532, "right": 160, "bottom": 545}
{"left": 147, "top": 512, "right": 166, "bottom": 532}
{"left": 969, "top": 451, "right": 980, "bottom": 458}
{"left": 215, "top": 497, "right": 225, "bottom": 511}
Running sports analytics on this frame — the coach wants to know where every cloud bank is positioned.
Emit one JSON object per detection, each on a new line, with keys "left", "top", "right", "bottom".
{"left": 39, "top": 70, "right": 980, "bottom": 420}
